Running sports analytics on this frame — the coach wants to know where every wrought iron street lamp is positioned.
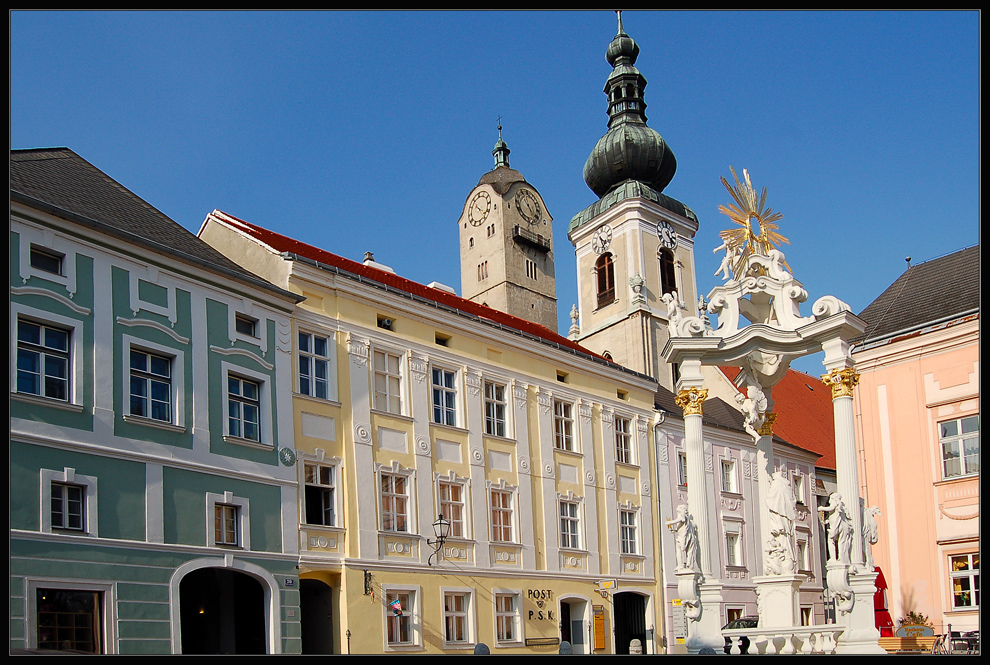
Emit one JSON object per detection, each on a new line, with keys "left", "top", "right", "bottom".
{"left": 427, "top": 513, "right": 450, "bottom": 566}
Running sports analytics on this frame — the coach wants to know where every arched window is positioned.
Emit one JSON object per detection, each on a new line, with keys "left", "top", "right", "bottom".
{"left": 595, "top": 253, "right": 615, "bottom": 308}
{"left": 658, "top": 248, "right": 677, "bottom": 297}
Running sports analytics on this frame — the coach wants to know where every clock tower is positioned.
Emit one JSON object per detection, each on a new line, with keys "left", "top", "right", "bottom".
{"left": 568, "top": 13, "right": 700, "bottom": 389}
{"left": 458, "top": 127, "right": 558, "bottom": 331}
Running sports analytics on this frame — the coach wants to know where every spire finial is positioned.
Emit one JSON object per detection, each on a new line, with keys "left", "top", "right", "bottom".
{"left": 616, "top": 10, "right": 624, "bottom": 35}
{"left": 493, "top": 117, "right": 510, "bottom": 169}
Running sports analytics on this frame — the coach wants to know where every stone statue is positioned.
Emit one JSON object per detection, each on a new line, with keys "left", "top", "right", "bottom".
{"left": 819, "top": 492, "right": 854, "bottom": 564}
{"left": 667, "top": 504, "right": 700, "bottom": 573}
{"left": 734, "top": 384, "right": 767, "bottom": 440}
{"left": 765, "top": 471, "right": 797, "bottom": 574}
{"left": 714, "top": 241, "right": 740, "bottom": 281}
{"left": 863, "top": 504, "right": 881, "bottom": 570}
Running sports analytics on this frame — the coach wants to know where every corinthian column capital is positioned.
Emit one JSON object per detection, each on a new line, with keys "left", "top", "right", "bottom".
{"left": 821, "top": 368, "right": 860, "bottom": 399}
{"left": 675, "top": 387, "right": 708, "bottom": 417}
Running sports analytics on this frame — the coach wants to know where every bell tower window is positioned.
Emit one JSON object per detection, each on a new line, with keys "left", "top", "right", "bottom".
{"left": 658, "top": 248, "right": 676, "bottom": 297}
{"left": 595, "top": 253, "right": 615, "bottom": 308}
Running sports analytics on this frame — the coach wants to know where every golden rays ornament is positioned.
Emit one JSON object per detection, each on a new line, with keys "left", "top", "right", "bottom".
{"left": 716, "top": 167, "right": 791, "bottom": 280}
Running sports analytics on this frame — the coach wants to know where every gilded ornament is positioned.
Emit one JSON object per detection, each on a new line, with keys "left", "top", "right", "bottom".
{"left": 757, "top": 412, "right": 777, "bottom": 436}
{"left": 821, "top": 368, "right": 860, "bottom": 399}
{"left": 716, "top": 167, "right": 791, "bottom": 281}
{"left": 675, "top": 387, "right": 708, "bottom": 416}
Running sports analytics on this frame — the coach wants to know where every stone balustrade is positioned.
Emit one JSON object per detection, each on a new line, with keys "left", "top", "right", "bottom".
{"left": 722, "top": 626, "right": 845, "bottom": 654}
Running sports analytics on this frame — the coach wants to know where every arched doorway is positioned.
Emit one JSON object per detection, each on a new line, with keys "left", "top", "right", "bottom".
{"left": 300, "top": 578, "right": 334, "bottom": 654}
{"left": 613, "top": 591, "right": 648, "bottom": 654}
{"left": 559, "top": 597, "right": 591, "bottom": 654}
{"left": 179, "top": 568, "right": 265, "bottom": 654}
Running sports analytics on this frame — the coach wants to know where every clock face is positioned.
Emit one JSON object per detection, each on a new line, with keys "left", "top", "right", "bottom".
{"left": 657, "top": 220, "right": 677, "bottom": 249}
{"left": 515, "top": 189, "right": 542, "bottom": 225}
{"left": 591, "top": 225, "right": 612, "bottom": 254}
{"left": 469, "top": 191, "right": 491, "bottom": 226}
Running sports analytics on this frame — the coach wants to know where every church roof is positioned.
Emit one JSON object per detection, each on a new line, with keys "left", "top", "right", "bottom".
{"left": 10, "top": 148, "right": 298, "bottom": 303}
{"left": 477, "top": 165, "right": 528, "bottom": 195}
{"left": 208, "top": 211, "right": 652, "bottom": 379}
{"left": 854, "top": 245, "right": 980, "bottom": 347}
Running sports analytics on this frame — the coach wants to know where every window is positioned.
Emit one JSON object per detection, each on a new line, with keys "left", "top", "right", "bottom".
{"left": 677, "top": 451, "right": 688, "bottom": 488}
{"left": 495, "top": 592, "right": 521, "bottom": 644}
{"left": 36, "top": 588, "right": 103, "bottom": 653}
{"left": 950, "top": 553, "right": 979, "bottom": 608}
{"left": 554, "top": 400, "right": 574, "bottom": 451}
{"left": 304, "top": 463, "right": 336, "bottom": 527}
{"left": 726, "top": 531, "right": 742, "bottom": 567}
{"left": 227, "top": 375, "right": 261, "bottom": 442}
{"left": 298, "top": 331, "right": 331, "bottom": 399}
{"left": 721, "top": 459, "right": 737, "bottom": 493}
{"left": 658, "top": 247, "right": 677, "bottom": 297}
{"left": 596, "top": 253, "right": 615, "bottom": 308}
{"left": 797, "top": 538, "right": 810, "bottom": 572}
{"left": 525, "top": 258, "right": 537, "bottom": 280}
{"left": 374, "top": 350, "right": 403, "bottom": 414}
{"left": 478, "top": 261, "right": 488, "bottom": 281}
{"left": 940, "top": 415, "right": 980, "bottom": 478}
{"left": 484, "top": 381, "right": 507, "bottom": 438}
{"left": 16, "top": 319, "right": 70, "bottom": 401}
{"left": 381, "top": 472, "right": 409, "bottom": 532}
{"left": 615, "top": 415, "right": 632, "bottom": 463}
{"left": 30, "top": 246, "right": 64, "bottom": 275}
{"left": 439, "top": 480, "right": 466, "bottom": 539}
{"left": 491, "top": 488, "right": 514, "bottom": 543}
{"left": 443, "top": 591, "right": 471, "bottom": 645}
{"left": 214, "top": 504, "right": 239, "bottom": 547}
{"left": 559, "top": 500, "right": 581, "bottom": 549}
{"left": 129, "top": 349, "right": 172, "bottom": 422}
{"left": 800, "top": 606, "right": 813, "bottom": 626}
{"left": 620, "top": 509, "right": 638, "bottom": 555}
{"left": 386, "top": 590, "right": 414, "bottom": 646}
{"left": 235, "top": 314, "right": 258, "bottom": 337}
{"left": 432, "top": 367, "right": 457, "bottom": 426}
{"left": 793, "top": 473, "right": 806, "bottom": 504}
{"left": 51, "top": 482, "right": 85, "bottom": 531}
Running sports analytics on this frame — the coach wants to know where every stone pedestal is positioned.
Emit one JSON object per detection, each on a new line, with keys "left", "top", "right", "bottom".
{"left": 685, "top": 581, "right": 725, "bottom": 654}
{"left": 754, "top": 574, "right": 805, "bottom": 628}
{"left": 835, "top": 569, "right": 886, "bottom": 654}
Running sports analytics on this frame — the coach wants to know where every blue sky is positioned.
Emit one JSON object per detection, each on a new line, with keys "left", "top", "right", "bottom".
{"left": 11, "top": 11, "right": 979, "bottom": 376}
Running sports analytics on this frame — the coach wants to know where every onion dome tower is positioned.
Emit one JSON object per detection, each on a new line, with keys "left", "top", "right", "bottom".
{"left": 567, "top": 12, "right": 700, "bottom": 388}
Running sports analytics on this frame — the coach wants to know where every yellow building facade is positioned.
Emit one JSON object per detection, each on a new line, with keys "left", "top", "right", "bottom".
{"left": 199, "top": 210, "right": 664, "bottom": 654}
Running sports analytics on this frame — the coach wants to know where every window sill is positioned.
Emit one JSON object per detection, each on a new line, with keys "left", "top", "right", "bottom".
{"left": 554, "top": 447, "right": 584, "bottom": 459}
{"left": 430, "top": 421, "right": 470, "bottom": 436}
{"left": 302, "top": 523, "right": 344, "bottom": 534}
{"left": 615, "top": 459, "right": 640, "bottom": 471}
{"left": 483, "top": 432, "right": 516, "bottom": 445}
{"left": 443, "top": 642, "right": 477, "bottom": 651}
{"left": 371, "top": 408, "right": 413, "bottom": 422}
{"left": 295, "top": 392, "right": 342, "bottom": 408}
{"left": 935, "top": 474, "right": 979, "bottom": 486}
{"left": 223, "top": 435, "right": 272, "bottom": 451}
{"left": 122, "top": 413, "right": 186, "bottom": 433}
{"left": 10, "top": 392, "right": 84, "bottom": 413}
{"left": 594, "top": 298, "right": 618, "bottom": 312}
{"left": 620, "top": 551, "right": 646, "bottom": 560}
{"left": 385, "top": 643, "right": 424, "bottom": 653}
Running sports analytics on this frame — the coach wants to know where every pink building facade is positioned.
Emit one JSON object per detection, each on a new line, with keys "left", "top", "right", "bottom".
{"left": 853, "top": 246, "right": 979, "bottom": 633}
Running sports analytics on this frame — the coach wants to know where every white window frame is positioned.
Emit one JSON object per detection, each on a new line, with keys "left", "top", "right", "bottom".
{"left": 14, "top": 315, "right": 75, "bottom": 404}
{"left": 949, "top": 553, "right": 979, "bottom": 609}
{"left": 431, "top": 365, "right": 459, "bottom": 427}
{"left": 222, "top": 361, "right": 272, "bottom": 448}
{"left": 441, "top": 587, "right": 475, "bottom": 648}
{"left": 27, "top": 579, "right": 117, "bottom": 653}
{"left": 29, "top": 244, "right": 65, "bottom": 276}
{"left": 298, "top": 329, "right": 335, "bottom": 401}
{"left": 234, "top": 313, "right": 259, "bottom": 338}
{"left": 303, "top": 461, "right": 338, "bottom": 528}
{"left": 939, "top": 415, "right": 980, "bottom": 479}
{"left": 383, "top": 586, "right": 420, "bottom": 650}
{"left": 793, "top": 471, "right": 806, "bottom": 505}
{"left": 493, "top": 590, "right": 523, "bottom": 646}
{"left": 677, "top": 451, "right": 688, "bottom": 488}
{"left": 40, "top": 467, "right": 98, "bottom": 537}
{"left": 489, "top": 485, "right": 516, "bottom": 543}
{"left": 372, "top": 348, "right": 404, "bottom": 415}
{"left": 122, "top": 335, "right": 184, "bottom": 429}
{"left": 725, "top": 524, "right": 743, "bottom": 568}
{"left": 614, "top": 414, "right": 632, "bottom": 464}
{"left": 796, "top": 535, "right": 811, "bottom": 572}
{"left": 559, "top": 497, "right": 582, "bottom": 550}
{"left": 553, "top": 399, "right": 575, "bottom": 451}
{"left": 484, "top": 379, "right": 508, "bottom": 438}
{"left": 437, "top": 476, "right": 469, "bottom": 540}
{"left": 206, "top": 491, "right": 250, "bottom": 550}
{"left": 721, "top": 458, "right": 738, "bottom": 493}
{"left": 619, "top": 507, "right": 639, "bottom": 555}
{"left": 379, "top": 468, "right": 413, "bottom": 533}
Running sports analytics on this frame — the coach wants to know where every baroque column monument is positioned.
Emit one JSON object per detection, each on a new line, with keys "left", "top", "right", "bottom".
{"left": 662, "top": 168, "right": 884, "bottom": 654}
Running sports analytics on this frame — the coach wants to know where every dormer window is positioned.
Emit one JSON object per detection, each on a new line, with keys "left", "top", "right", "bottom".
{"left": 30, "top": 246, "right": 64, "bottom": 275}
{"left": 235, "top": 314, "right": 258, "bottom": 338}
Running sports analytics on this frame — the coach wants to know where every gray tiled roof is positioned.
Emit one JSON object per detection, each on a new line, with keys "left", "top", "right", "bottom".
{"left": 10, "top": 148, "right": 298, "bottom": 302}
{"left": 855, "top": 245, "right": 980, "bottom": 345}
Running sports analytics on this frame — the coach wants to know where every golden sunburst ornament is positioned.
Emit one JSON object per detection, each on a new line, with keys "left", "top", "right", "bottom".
{"left": 717, "top": 167, "right": 790, "bottom": 280}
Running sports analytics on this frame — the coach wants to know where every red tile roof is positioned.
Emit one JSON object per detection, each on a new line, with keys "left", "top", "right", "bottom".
{"left": 208, "top": 210, "right": 605, "bottom": 360}
{"left": 720, "top": 366, "right": 837, "bottom": 471}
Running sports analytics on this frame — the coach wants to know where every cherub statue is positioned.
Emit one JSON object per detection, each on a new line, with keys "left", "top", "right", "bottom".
{"left": 714, "top": 240, "right": 740, "bottom": 281}
{"left": 734, "top": 384, "right": 767, "bottom": 440}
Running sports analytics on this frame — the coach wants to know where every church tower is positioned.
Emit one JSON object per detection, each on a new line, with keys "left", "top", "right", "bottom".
{"left": 458, "top": 127, "right": 558, "bottom": 331}
{"left": 568, "top": 13, "right": 700, "bottom": 389}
